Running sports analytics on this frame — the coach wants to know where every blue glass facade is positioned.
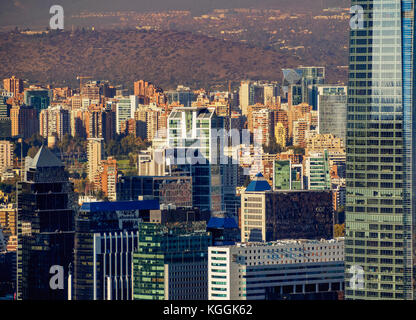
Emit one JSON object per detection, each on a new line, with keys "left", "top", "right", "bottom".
{"left": 346, "top": 0, "right": 415, "bottom": 300}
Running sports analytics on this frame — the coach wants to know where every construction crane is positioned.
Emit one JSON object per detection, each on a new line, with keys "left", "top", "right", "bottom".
{"left": 76, "top": 76, "right": 92, "bottom": 94}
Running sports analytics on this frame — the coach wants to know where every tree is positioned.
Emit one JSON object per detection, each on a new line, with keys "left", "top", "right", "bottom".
{"left": 288, "top": 145, "right": 305, "bottom": 155}
{"left": 27, "top": 146, "right": 40, "bottom": 158}
{"left": 263, "top": 136, "right": 283, "bottom": 154}
{"left": 243, "top": 176, "right": 251, "bottom": 187}
{"left": 334, "top": 224, "right": 345, "bottom": 238}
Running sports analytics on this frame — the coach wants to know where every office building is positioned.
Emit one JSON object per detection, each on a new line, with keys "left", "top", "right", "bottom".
{"left": 10, "top": 105, "right": 38, "bottom": 138}
{"left": 167, "top": 106, "right": 224, "bottom": 213}
{"left": 241, "top": 173, "right": 333, "bottom": 242}
{"left": 133, "top": 222, "right": 212, "bottom": 300}
{"left": 117, "top": 175, "right": 192, "bottom": 208}
{"left": 273, "top": 160, "right": 303, "bottom": 191}
{"left": 305, "top": 151, "right": 331, "bottom": 190}
{"left": 16, "top": 146, "right": 76, "bottom": 300}
{"left": 283, "top": 67, "right": 325, "bottom": 108}
{"left": 207, "top": 215, "right": 240, "bottom": 246}
{"left": 208, "top": 238, "right": 344, "bottom": 300}
{"left": 345, "top": 0, "right": 415, "bottom": 300}
{"left": 72, "top": 200, "right": 159, "bottom": 300}
{"left": 149, "top": 206, "right": 210, "bottom": 225}
{"left": 116, "top": 95, "right": 138, "bottom": 134}
{"left": 317, "top": 86, "right": 347, "bottom": 142}
{"left": 165, "top": 85, "right": 196, "bottom": 107}
{"left": 24, "top": 88, "right": 51, "bottom": 113}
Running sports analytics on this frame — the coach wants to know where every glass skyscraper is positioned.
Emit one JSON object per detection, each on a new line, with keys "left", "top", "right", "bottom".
{"left": 346, "top": 0, "right": 415, "bottom": 299}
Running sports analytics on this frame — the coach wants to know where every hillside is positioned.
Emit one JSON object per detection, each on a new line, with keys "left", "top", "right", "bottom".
{"left": 0, "top": 29, "right": 344, "bottom": 90}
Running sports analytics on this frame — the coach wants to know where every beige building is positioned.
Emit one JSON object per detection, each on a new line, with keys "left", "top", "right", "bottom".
{"left": 305, "top": 133, "right": 345, "bottom": 156}
{"left": 0, "top": 141, "right": 13, "bottom": 175}
{"left": 87, "top": 138, "right": 104, "bottom": 182}
{"left": 252, "top": 109, "right": 273, "bottom": 146}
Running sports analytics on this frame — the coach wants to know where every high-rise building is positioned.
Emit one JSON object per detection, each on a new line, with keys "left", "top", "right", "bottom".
{"left": 134, "top": 80, "right": 163, "bottom": 105}
{"left": 0, "top": 141, "right": 13, "bottom": 175}
{"left": 0, "top": 117, "right": 11, "bottom": 139}
{"left": 0, "top": 98, "right": 10, "bottom": 118}
{"left": 16, "top": 146, "right": 76, "bottom": 300}
{"left": 345, "top": 1, "right": 416, "bottom": 300}
{"left": 252, "top": 109, "right": 273, "bottom": 147}
{"left": 317, "top": 85, "right": 347, "bottom": 142}
{"left": 167, "top": 107, "right": 224, "bottom": 213}
{"left": 275, "top": 122, "right": 287, "bottom": 149}
{"left": 72, "top": 200, "right": 159, "bottom": 300}
{"left": 273, "top": 160, "right": 303, "bottom": 191}
{"left": 208, "top": 238, "right": 344, "bottom": 300}
{"left": 292, "top": 119, "right": 309, "bottom": 147}
{"left": 39, "top": 105, "right": 70, "bottom": 140}
{"left": 239, "top": 81, "right": 251, "bottom": 116}
{"left": 81, "top": 81, "right": 100, "bottom": 101}
{"left": 283, "top": 67, "right": 325, "bottom": 108}
{"left": 165, "top": 85, "right": 196, "bottom": 108}
{"left": 241, "top": 173, "right": 333, "bottom": 242}
{"left": 10, "top": 105, "right": 38, "bottom": 138}
{"left": 117, "top": 175, "right": 193, "bottom": 208}
{"left": 3, "top": 76, "right": 23, "bottom": 97}
{"left": 132, "top": 222, "right": 212, "bottom": 300}
{"left": 305, "top": 150, "right": 331, "bottom": 190}
{"left": 87, "top": 138, "right": 104, "bottom": 182}
{"left": 95, "top": 157, "right": 118, "bottom": 201}
{"left": 306, "top": 133, "right": 345, "bottom": 156}
{"left": 24, "top": 88, "right": 51, "bottom": 113}
{"left": 116, "top": 95, "right": 138, "bottom": 134}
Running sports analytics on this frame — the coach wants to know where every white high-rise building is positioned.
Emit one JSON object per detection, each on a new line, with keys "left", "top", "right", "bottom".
{"left": 208, "top": 238, "right": 344, "bottom": 300}
{"left": 116, "top": 95, "right": 138, "bottom": 134}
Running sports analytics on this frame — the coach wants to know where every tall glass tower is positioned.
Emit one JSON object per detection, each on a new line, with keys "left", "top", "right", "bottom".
{"left": 346, "top": 0, "right": 415, "bottom": 299}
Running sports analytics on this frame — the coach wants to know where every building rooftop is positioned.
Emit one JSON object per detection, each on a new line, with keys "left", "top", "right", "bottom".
{"left": 212, "top": 237, "right": 344, "bottom": 249}
{"left": 207, "top": 217, "right": 238, "bottom": 229}
{"left": 80, "top": 200, "right": 160, "bottom": 212}
{"left": 29, "top": 146, "right": 64, "bottom": 169}
{"left": 245, "top": 172, "right": 271, "bottom": 192}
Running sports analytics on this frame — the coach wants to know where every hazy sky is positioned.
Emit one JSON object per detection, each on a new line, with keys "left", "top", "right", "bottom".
{"left": 0, "top": 0, "right": 348, "bottom": 28}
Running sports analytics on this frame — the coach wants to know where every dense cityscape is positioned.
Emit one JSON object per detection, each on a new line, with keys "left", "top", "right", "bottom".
{"left": 0, "top": 0, "right": 414, "bottom": 305}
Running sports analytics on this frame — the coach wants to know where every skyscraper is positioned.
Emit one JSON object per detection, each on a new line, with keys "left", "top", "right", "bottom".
{"left": 16, "top": 146, "right": 76, "bottom": 300}
{"left": 133, "top": 222, "right": 212, "bottom": 300}
{"left": 345, "top": 1, "right": 414, "bottom": 299}
{"left": 115, "top": 95, "right": 138, "bottom": 134}
{"left": 10, "top": 105, "right": 38, "bottom": 139}
{"left": 317, "top": 85, "right": 348, "bottom": 142}
{"left": 72, "top": 200, "right": 159, "bottom": 300}
{"left": 167, "top": 106, "right": 224, "bottom": 213}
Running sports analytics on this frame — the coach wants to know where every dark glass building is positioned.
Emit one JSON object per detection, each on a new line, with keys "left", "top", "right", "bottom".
{"left": 16, "top": 146, "right": 76, "bottom": 300}
{"left": 133, "top": 222, "right": 212, "bottom": 300}
{"left": 72, "top": 200, "right": 159, "bottom": 300}
{"left": 345, "top": 0, "right": 416, "bottom": 300}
